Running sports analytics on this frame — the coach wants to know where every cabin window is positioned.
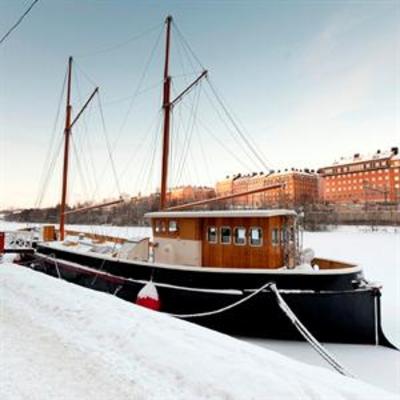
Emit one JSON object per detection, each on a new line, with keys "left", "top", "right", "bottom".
{"left": 272, "top": 228, "right": 280, "bottom": 246}
{"left": 169, "top": 220, "right": 178, "bottom": 232}
{"left": 281, "top": 226, "right": 288, "bottom": 243}
{"left": 249, "top": 227, "right": 262, "bottom": 246}
{"left": 234, "top": 227, "right": 246, "bottom": 245}
{"left": 207, "top": 226, "right": 217, "bottom": 243}
{"left": 220, "top": 227, "right": 232, "bottom": 244}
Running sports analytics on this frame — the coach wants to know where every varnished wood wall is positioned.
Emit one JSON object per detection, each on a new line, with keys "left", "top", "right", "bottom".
{"left": 201, "top": 216, "right": 285, "bottom": 269}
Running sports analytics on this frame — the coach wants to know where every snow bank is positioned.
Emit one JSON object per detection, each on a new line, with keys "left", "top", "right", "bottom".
{"left": 0, "top": 264, "right": 396, "bottom": 400}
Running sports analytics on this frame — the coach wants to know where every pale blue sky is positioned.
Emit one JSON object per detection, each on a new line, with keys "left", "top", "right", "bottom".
{"left": 0, "top": 0, "right": 398, "bottom": 208}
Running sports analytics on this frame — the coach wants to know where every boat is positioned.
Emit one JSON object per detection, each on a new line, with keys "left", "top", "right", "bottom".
{"left": 4, "top": 16, "right": 395, "bottom": 348}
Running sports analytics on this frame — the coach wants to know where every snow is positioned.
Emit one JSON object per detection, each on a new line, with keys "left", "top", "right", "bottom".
{"left": 0, "top": 263, "right": 397, "bottom": 400}
{"left": 1, "top": 221, "right": 399, "bottom": 395}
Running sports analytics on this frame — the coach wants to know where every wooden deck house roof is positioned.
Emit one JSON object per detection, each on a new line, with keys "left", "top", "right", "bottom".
{"left": 145, "top": 209, "right": 297, "bottom": 219}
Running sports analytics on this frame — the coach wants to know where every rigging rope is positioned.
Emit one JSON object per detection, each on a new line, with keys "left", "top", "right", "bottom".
{"left": 97, "top": 94, "right": 122, "bottom": 198}
{"left": 72, "top": 71, "right": 99, "bottom": 196}
{"left": 35, "top": 68, "right": 68, "bottom": 208}
{"left": 75, "top": 23, "right": 163, "bottom": 58}
{"left": 117, "top": 26, "right": 164, "bottom": 142}
{"left": 36, "top": 137, "right": 64, "bottom": 208}
{"left": 179, "top": 99, "right": 255, "bottom": 172}
{"left": 86, "top": 26, "right": 164, "bottom": 203}
{"left": 206, "top": 77, "right": 271, "bottom": 172}
{"left": 174, "top": 81, "right": 202, "bottom": 186}
{"left": 172, "top": 22, "right": 205, "bottom": 71}
{"left": 71, "top": 136, "right": 91, "bottom": 202}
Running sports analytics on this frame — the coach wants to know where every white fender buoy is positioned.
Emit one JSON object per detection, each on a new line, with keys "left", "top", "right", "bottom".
{"left": 136, "top": 281, "right": 160, "bottom": 311}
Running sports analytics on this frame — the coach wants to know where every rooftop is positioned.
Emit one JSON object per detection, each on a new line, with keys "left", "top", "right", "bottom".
{"left": 321, "top": 147, "right": 399, "bottom": 169}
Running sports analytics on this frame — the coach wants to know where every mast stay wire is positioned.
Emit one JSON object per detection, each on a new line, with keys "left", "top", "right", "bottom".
{"left": 172, "top": 22, "right": 206, "bottom": 71}
{"left": 170, "top": 21, "right": 210, "bottom": 188}
{"left": 174, "top": 82, "right": 202, "bottom": 187}
{"left": 173, "top": 34, "right": 214, "bottom": 187}
{"left": 97, "top": 93, "right": 122, "bottom": 198}
{"left": 75, "top": 23, "right": 163, "bottom": 59}
{"left": 118, "top": 110, "right": 162, "bottom": 183}
{"left": 195, "top": 119, "right": 213, "bottom": 187}
{"left": 173, "top": 21, "right": 273, "bottom": 174}
{"left": 83, "top": 26, "right": 164, "bottom": 202}
{"left": 179, "top": 99, "right": 255, "bottom": 173}
{"left": 169, "top": 34, "right": 192, "bottom": 188}
{"left": 206, "top": 77, "right": 271, "bottom": 172}
{"left": 35, "top": 67, "right": 67, "bottom": 208}
{"left": 101, "top": 80, "right": 163, "bottom": 106}
{"left": 36, "top": 137, "right": 64, "bottom": 208}
{"left": 71, "top": 136, "right": 91, "bottom": 203}
{"left": 207, "top": 76, "right": 275, "bottom": 172}
{"left": 116, "top": 26, "right": 164, "bottom": 147}
{"left": 141, "top": 116, "right": 163, "bottom": 197}
{"left": 72, "top": 69, "right": 99, "bottom": 195}
{"left": 173, "top": 23, "right": 263, "bottom": 177}
{"left": 201, "top": 85, "right": 260, "bottom": 172}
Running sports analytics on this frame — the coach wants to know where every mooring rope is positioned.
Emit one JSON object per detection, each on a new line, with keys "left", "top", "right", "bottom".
{"left": 168, "top": 282, "right": 273, "bottom": 319}
{"left": 48, "top": 253, "right": 61, "bottom": 279}
{"left": 171, "top": 281, "right": 354, "bottom": 378}
{"left": 268, "top": 283, "right": 355, "bottom": 378}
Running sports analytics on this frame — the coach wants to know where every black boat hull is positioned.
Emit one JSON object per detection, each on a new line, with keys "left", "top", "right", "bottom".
{"left": 32, "top": 243, "right": 396, "bottom": 348}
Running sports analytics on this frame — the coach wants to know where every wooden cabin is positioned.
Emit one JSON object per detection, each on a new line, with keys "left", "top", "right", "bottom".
{"left": 145, "top": 210, "right": 298, "bottom": 269}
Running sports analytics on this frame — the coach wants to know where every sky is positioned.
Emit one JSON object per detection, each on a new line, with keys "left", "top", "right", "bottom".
{"left": 0, "top": 0, "right": 398, "bottom": 209}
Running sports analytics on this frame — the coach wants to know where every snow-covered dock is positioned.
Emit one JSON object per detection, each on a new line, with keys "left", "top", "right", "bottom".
{"left": 0, "top": 263, "right": 397, "bottom": 399}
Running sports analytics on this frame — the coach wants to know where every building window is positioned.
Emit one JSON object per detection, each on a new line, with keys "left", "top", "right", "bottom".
{"left": 168, "top": 220, "right": 178, "bottom": 232}
{"left": 249, "top": 227, "right": 263, "bottom": 246}
{"left": 207, "top": 227, "right": 217, "bottom": 243}
{"left": 233, "top": 227, "right": 246, "bottom": 245}
{"left": 155, "top": 220, "right": 161, "bottom": 233}
{"left": 220, "top": 227, "right": 232, "bottom": 244}
{"left": 272, "top": 228, "right": 280, "bottom": 246}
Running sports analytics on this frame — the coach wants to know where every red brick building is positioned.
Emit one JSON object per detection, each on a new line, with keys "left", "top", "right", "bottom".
{"left": 216, "top": 170, "right": 320, "bottom": 208}
{"left": 318, "top": 147, "right": 400, "bottom": 204}
{"left": 168, "top": 186, "right": 216, "bottom": 204}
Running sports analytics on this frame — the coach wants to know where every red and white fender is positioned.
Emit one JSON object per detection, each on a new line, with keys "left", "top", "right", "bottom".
{"left": 136, "top": 281, "right": 161, "bottom": 311}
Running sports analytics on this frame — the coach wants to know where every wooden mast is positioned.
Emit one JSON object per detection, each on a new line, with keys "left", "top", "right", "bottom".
{"left": 59, "top": 56, "right": 73, "bottom": 240}
{"left": 160, "top": 15, "right": 172, "bottom": 210}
